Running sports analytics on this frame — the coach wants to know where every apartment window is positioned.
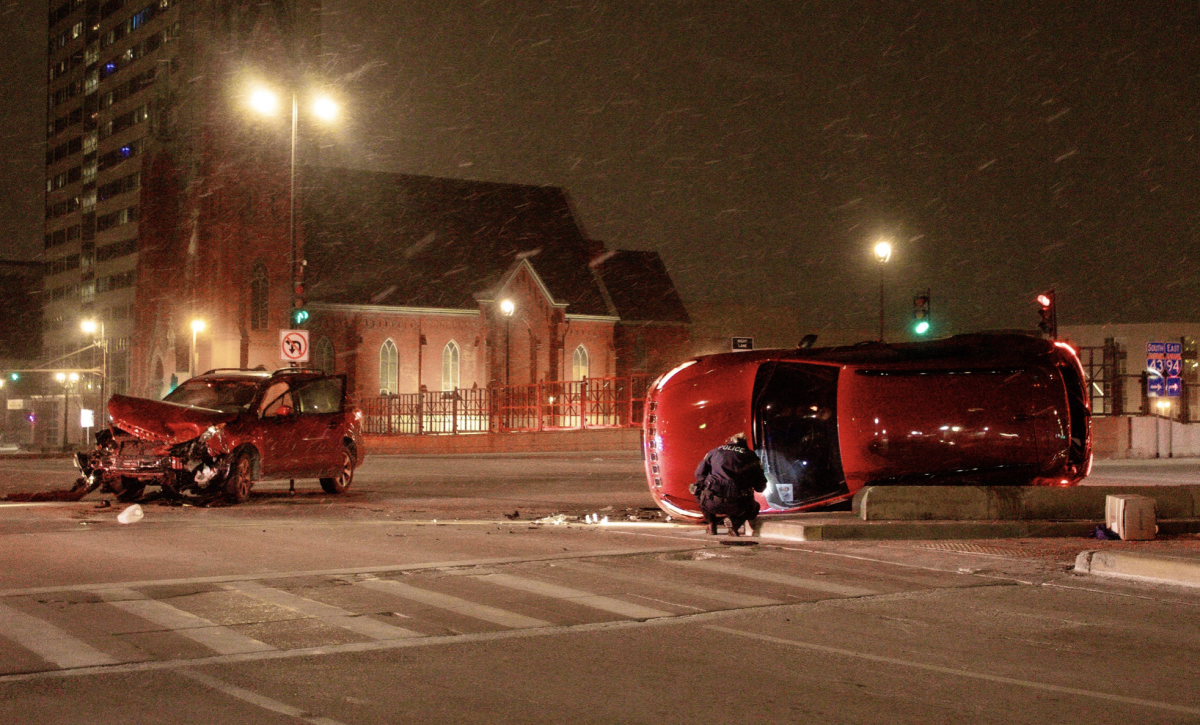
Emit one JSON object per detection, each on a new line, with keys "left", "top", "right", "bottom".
{"left": 379, "top": 340, "right": 398, "bottom": 395}
{"left": 442, "top": 341, "right": 460, "bottom": 391}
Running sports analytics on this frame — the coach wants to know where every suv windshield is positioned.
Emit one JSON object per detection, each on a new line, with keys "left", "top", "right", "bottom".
{"left": 163, "top": 378, "right": 263, "bottom": 413}
{"left": 754, "top": 362, "right": 846, "bottom": 508}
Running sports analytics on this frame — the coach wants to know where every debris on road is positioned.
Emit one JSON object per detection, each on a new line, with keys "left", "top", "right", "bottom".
{"left": 117, "top": 504, "right": 144, "bottom": 524}
{"left": 534, "top": 514, "right": 573, "bottom": 525}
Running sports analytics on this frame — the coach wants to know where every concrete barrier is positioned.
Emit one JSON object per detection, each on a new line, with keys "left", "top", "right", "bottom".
{"left": 853, "top": 484, "right": 1200, "bottom": 521}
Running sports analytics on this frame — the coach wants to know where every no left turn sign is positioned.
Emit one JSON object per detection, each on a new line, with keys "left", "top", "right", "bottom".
{"left": 280, "top": 329, "right": 310, "bottom": 363}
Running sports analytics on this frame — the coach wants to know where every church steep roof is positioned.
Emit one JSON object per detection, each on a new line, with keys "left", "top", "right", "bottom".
{"left": 592, "top": 249, "right": 690, "bottom": 324}
{"left": 299, "top": 168, "right": 611, "bottom": 316}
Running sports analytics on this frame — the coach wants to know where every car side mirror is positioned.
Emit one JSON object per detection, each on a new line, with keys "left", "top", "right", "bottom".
{"left": 275, "top": 405, "right": 293, "bottom": 417}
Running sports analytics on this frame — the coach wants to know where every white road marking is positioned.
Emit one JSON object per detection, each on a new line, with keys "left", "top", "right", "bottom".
{"left": 566, "top": 560, "right": 782, "bottom": 607}
{"left": 478, "top": 573, "right": 673, "bottom": 619}
{"left": 222, "top": 581, "right": 421, "bottom": 640}
{"left": 0, "top": 545, "right": 700, "bottom": 598}
{"left": 707, "top": 626, "right": 1200, "bottom": 717}
{"left": 672, "top": 560, "right": 878, "bottom": 597}
{"left": 179, "top": 668, "right": 349, "bottom": 725}
{"left": 0, "top": 601, "right": 120, "bottom": 669}
{"left": 101, "top": 588, "right": 276, "bottom": 655}
{"left": 355, "top": 578, "right": 551, "bottom": 629}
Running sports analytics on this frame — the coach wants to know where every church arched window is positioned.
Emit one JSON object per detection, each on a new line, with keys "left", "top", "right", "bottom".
{"left": 379, "top": 339, "right": 398, "bottom": 395}
{"left": 572, "top": 344, "right": 589, "bottom": 381}
{"left": 314, "top": 336, "right": 335, "bottom": 373}
{"left": 442, "top": 341, "right": 460, "bottom": 391}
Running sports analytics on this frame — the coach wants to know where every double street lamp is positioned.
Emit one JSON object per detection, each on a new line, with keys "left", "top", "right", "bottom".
{"left": 248, "top": 85, "right": 339, "bottom": 328}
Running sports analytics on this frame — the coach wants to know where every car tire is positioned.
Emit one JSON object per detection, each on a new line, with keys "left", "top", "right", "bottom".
{"left": 319, "top": 445, "right": 355, "bottom": 494}
{"left": 112, "top": 476, "right": 145, "bottom": 503}
{"left": 225, "top": 451, "right": 254, "bottom": 503}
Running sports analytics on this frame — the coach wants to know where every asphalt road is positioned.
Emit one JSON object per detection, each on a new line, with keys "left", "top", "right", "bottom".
{"left": 0, "top": 453, "right": 1197, "bottom": 723}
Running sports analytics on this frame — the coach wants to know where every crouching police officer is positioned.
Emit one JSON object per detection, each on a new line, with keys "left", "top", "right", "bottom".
{"left": 690, "top": 432, "right": 767, "bottom": 536}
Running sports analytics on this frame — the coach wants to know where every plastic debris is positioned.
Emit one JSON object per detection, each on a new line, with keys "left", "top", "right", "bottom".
{"left": 117, "top": 504, "right": 144, "bottom": 524}
{"left": 534, "top": 514, "right": 570, "bottom": 525}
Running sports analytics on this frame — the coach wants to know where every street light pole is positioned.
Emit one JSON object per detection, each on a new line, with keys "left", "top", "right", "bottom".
{"left": 190, "top": 319, "right": 206, "bottom": 379}
{"left": 81, "top": 319, "right": 106, "bottom": 425}
{"left": 500, "top": 300, "right": 515, "bottom": 385}
{"left": 873, "top": 240, "right": 893, "bottom": 342}
{"left": 289, "top": 91, "right": 299, "bottom": 329}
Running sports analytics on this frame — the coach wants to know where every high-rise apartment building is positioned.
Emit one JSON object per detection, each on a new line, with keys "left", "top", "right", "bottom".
{"left": 43, "top": 0, "right": 321, "bottom": 398}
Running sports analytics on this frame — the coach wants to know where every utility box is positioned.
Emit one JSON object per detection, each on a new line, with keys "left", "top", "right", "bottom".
{"left": 1105, "top": 494, "right": 1157, "bottom": 541}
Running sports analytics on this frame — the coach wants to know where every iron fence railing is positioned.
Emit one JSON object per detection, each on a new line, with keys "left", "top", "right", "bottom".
{"left": 362, "top": 375, "right": 650, "bottom": 436}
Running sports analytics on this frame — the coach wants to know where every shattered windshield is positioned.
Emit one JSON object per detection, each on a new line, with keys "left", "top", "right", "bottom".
{"left": 162, "top": 379, "right": 262, "bottom": 413}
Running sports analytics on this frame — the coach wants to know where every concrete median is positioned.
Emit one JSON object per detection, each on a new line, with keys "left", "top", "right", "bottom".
{"left": 853, "top": 484, "right": 1200, "bottom": 522}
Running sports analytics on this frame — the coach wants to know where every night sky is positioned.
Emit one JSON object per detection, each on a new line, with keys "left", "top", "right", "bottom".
{"left": 3, "top": 0, "right": 1199, "bottom": 339}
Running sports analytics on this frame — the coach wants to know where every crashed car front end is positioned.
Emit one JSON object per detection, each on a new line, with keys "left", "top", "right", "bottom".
{"left": 75, "top": 393, "right": 245, "bottom": 500}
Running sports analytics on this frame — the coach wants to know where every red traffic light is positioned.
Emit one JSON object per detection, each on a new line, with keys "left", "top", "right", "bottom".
{"left": 1036, "top": 294, "right": 1052, "bottom": 308}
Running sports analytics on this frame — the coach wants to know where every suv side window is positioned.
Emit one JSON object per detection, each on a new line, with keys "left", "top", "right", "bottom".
{"left": 259, "top": 381, "right": 295, "bottom": 417}
{"left": 295, "top": 377, "right": 344, "bottom": 415}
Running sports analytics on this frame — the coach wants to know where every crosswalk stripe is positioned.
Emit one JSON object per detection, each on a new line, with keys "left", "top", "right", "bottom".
{"left": 101, "top": 588, "right": 276, "bottom": 655}
{"left": 565, "top": 561, "right": 783, "bottom": 608}
{"left": 670, "top": 560, "right": 878, "bottom": 597}
{"left": 478, "top": 573, "right": 673, "bottom": 619}
{"left": 355, "top": 579, "right": 551, "bottom": 629}
{"left": 0, "top": 601, "right": 120, "bottom": 669}
{"left": 223, "top": 581, "right": 420, "bottom": 640}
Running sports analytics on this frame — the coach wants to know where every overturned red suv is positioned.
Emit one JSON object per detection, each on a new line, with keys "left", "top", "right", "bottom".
{"left": 76, "top": 368, "right": 364, "bottom": 503}
{"left": 644, "top": 333, "right": 1092, "bottom": 521}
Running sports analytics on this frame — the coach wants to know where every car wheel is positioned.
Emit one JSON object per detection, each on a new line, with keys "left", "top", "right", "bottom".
{"left": 113, "top": 476, "right": 145, "bottom": 503}
{"left": 319, "top": 445, "right": 355, "bottom": 494}
{"left": 225, "top": 452, "right": 255, "bottom": 503}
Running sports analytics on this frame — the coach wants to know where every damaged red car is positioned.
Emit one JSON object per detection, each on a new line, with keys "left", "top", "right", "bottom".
{"left": 75, "top": 368, "right": 365, "bottom": 503}
{"left": 643, "top": 333, "right": 1092, "bottom": 521}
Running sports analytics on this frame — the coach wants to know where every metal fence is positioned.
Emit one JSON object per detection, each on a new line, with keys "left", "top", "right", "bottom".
{"left": 362, "top": 375, "right": 650, "bottom": 435}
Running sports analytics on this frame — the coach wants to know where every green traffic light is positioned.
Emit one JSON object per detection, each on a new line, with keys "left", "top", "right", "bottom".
{"left": 8, "top": 372, "right": 18, "bottom": 381}
{"left": 291, "top": 309, "right": 309, "bottom": 325}
{"left": 914, "top": 321, "right": 930, "bottom": 335}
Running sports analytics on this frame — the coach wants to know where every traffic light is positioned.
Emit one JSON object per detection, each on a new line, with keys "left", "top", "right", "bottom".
{"left": 912, "top": 289, "right": 931, "bottom": 335}
{"left": 7, "top": 372, "right": 17, "bottom": 382}
{"left": 291, "top": 285, "right": 309, "bottom": 326}
{"left": 1036, "top": 289, "right": 1057, "bottom": 339}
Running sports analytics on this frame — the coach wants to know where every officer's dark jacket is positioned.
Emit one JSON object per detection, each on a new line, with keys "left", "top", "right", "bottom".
{"left": 693, "top": 443, "right": 767, "bottom": 500}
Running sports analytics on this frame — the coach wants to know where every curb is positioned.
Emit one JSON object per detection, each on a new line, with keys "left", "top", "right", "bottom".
{"left": 1074, "top": 550, "right": 1200, "bottom": 589}
{"left": 757, "top": 517, "right": 1200, "bottom": 542}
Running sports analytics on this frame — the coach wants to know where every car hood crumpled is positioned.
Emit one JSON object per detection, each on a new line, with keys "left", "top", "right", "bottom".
{"left": 107, "top": 394, "right": 239, "bottom": 444}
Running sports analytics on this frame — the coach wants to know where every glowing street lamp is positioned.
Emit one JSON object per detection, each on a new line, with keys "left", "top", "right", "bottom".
{"left": 500, "top": 299, "right": 515, "bottom": 385}
{"left": 873, "top": 240, "right": 893, "bottom": 342}
{"left": 81, "top": 318, "right": 107, "bottom": 424}
{"left": 190, "top": 319, "right": 206, "bottom": 378}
